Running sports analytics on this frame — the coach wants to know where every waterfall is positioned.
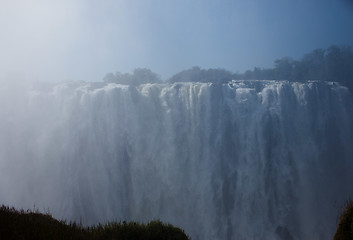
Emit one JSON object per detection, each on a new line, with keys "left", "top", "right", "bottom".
{"left": 0, "top": 80, "right": 352, "bottom": 240}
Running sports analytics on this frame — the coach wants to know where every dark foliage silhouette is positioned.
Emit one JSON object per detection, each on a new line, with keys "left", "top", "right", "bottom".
{"left": 334, "top": 200, "right": 353, "bottom": 240}
{"left": 0, "top": 205, "right": 190, "bottom": 240}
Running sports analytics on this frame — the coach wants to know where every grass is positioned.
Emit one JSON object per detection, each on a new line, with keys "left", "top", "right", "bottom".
{"left": 0, "top": 205, "right": 190, "bottom": 240}
{"left": 334, "top": 200, "right": 353, "bottom": 240}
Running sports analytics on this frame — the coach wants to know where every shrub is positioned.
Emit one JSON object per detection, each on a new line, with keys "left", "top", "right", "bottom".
{"left": 334, "top": 200, "right": 353, "bottom": 240}
{"left": 0, "top": 205, "right": 189, "bottom": 240}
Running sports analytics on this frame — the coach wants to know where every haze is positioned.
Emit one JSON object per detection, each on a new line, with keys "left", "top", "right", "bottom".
{"left": 0, "top": 0, "right": 352, "bottom": 82}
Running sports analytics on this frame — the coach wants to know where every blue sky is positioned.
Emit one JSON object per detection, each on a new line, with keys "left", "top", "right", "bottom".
{"left": 0, "top": 0, "right": 353, "bottom": 82}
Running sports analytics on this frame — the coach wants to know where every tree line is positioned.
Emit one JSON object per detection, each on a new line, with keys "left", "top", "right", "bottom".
{"left": 103, "top": 68, "right": 162, "bottom": 85}
{"left": 239, "top": 45, "right": 353, "bottom": 90}
{"left": 103, "top": 45, "right": 353, "bottom": 91}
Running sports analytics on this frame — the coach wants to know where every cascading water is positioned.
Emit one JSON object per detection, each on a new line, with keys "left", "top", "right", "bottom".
{"left": 0, "top": 80, "right": 352, "bottom": 240}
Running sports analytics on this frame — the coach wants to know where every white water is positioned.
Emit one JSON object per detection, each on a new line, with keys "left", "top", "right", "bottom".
{"left": 0, "top": 80, "right": 352, "bottom": 240}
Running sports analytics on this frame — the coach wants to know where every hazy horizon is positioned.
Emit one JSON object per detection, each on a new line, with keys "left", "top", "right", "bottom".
{"left": 0, "top": 0, "right": 353, "bottom": 82}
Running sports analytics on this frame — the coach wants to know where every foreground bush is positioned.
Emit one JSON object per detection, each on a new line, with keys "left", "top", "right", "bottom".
{"left": 0, "top": 205, "right": 189, "bottom": 240}
{"left": 334, "top": 200, "right": 353, "bottom": 240}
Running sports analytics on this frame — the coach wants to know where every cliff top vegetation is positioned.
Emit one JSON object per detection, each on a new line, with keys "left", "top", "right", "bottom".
{"left": 103, "top": 45, "right": 353, "bottom": 91}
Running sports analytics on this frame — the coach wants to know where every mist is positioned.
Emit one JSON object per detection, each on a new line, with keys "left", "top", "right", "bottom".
{"left": 1, "top": 0, "right": 352, "bottom": 82}
{"left": 1, "top": 80, "right": 353, "bottom": 240}
{"left": 1, "top": 1, "right": 353, "bottom": 240}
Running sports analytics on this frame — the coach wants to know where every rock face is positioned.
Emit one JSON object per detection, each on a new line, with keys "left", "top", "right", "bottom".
{"left": 0, "top": 80, "right": 353, "bottom": 240}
